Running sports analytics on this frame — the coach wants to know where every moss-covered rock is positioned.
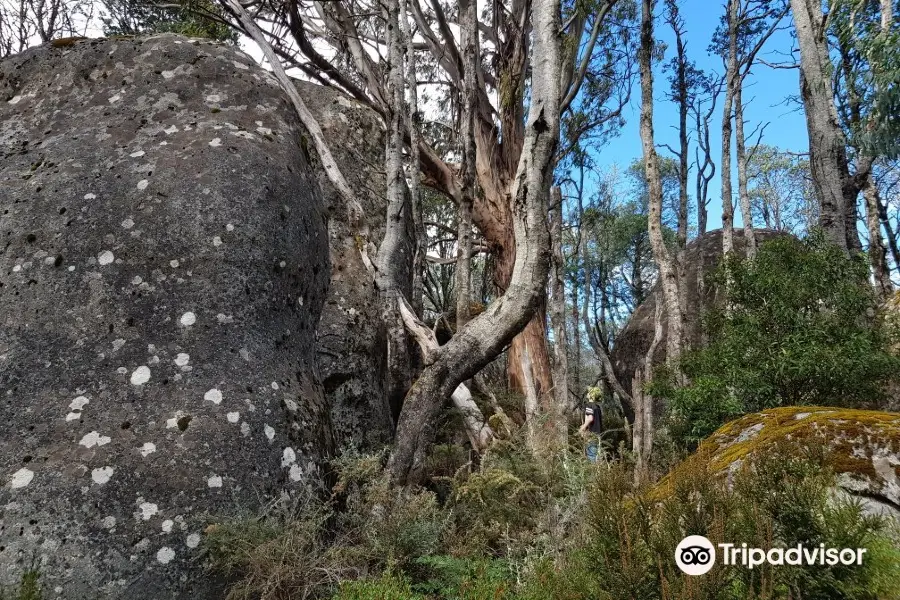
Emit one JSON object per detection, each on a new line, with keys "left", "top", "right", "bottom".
{"left": 658, "top": 407, "right": 900, "bottom": 517}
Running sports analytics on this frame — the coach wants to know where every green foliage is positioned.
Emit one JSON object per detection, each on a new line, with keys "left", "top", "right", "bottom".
{"left": 333, "top": 573, "right": 424, "bottom": 600}
{"left": 99, "top": 0, "right": 237, "bottom": 42}
{"left": 209, "top": 436, "right": 899, "bottom": 600}
{"left": 0, "top": 571, "right": 41, "bottom": 600}
{"left": 654, "top": 234, "right": 900, "bottom": 446}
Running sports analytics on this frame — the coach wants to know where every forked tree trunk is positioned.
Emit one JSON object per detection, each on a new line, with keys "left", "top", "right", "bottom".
{"left": 387, "top": 0, "right": 561, "bottom": 484}
{"left": 639, "top": 0, "right": 684, "bottom": 373}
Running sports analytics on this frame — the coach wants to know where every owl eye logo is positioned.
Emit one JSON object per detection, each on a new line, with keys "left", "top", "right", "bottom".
{"left": 680, "top": 546, "right": 712, "bottom": 565}
{"left": 675, "top": 535, "right": 716, "bottom": 575}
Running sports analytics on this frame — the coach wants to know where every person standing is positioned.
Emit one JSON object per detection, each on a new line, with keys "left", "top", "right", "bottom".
{"left": 579, "top": 401, "right": 604, "bottom": 462}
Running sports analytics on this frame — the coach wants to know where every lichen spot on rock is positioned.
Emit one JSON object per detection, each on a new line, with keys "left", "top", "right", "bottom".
{"left": 140, "top": 442, "right": 156, "bottom": 457}
{"left": 186, "top": 533, "right": 201, "bottom": 549}
{"left": 207, "top": 475, "right": 222, "bottom": 488}
{"left": 204, "top": 388, "right": 223, "bottom": 405}
{"left": 91, "top": 466, "right": 114, "bottom": 485}
{"left": 10, "top": 468, "right": 34, "bottom": 489}
{"left": 156, "top": 547, "right": 175, "bottom": 564}
{"left": 209, "top": 138, "right": 222, "bottom": 148}
{"left": 264, "top": 424, "right": 275, "bottom": 442}
{"left": 226, "top": 412, "right": 239, "bottom": 423}
{"left": 137, "top": 179, "right": 149, "bottom": 191}
{"left": 97, "top": 250, "right": 114, "bottom": 266}
{"left": 179, "top": 311, "right": 196, "bottom": 327}
{"left": 139, "top": 502, "right": 159, "bottom": 520}
{"left": 174, "top": 353, "right": 189, "bottom": 367}
{"left": 130, "top": 366, "right": 151, "bottom": 386}
{"left": 281, "top": 447, "right": 296, "bottom": 467}
{"left": 79, "top": 431, "right": 111, "bottom": 448}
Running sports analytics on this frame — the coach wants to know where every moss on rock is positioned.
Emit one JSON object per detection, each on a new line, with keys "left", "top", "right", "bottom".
{"left": 657, "top": 406, "right": 900, "bottom": 510}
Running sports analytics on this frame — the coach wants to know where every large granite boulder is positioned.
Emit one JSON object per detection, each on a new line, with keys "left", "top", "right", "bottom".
{"left": 657, "top": 407, "right": 900, "bottom": 520}
{"left": 611, "top": 229, "right": 789, "bottom": 397}
{"left": 0, "top": 35, "right": 330, "bottom": 598}
{"left": 295, "top": 81, "right": 397, "bottom": 449}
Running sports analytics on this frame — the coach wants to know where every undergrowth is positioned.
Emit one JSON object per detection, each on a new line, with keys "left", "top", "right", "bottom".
{"left": 203, "top": 431, "right": 899, "bottom": 600}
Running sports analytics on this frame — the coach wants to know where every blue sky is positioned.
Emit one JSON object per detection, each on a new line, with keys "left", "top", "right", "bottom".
{"left": 590, "top": 2, "right": 808, "bottom": 230}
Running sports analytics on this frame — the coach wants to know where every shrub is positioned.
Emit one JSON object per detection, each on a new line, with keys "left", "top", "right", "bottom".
{"left": 332, "top": 573, "right": 424, "bottom": 600}
{"left": 655, "top": 234, "right": 900, "bottom": 446}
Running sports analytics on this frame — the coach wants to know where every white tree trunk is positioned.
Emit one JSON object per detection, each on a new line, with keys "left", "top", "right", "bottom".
{"left": 639, "top": 0, "right": 684, "bottom": 373}
{"left": 721, "top": 0, "right": 738, "bottom": 257}
{"left": 734, "top": 85, "right": 757, "bottom": 257}
{"left": 548, "top": 187, "right": 569, "bottom": 451}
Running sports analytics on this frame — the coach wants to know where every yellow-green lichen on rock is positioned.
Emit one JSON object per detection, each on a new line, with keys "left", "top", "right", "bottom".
{"left": 658, "top": 407, "right": 900, "bottom": 513}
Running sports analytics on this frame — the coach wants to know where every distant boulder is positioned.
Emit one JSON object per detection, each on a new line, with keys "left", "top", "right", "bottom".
{"left": 0, "top": 34, "right": 330, "bottom": 598}
{"left": 610, "top": 229, "right": 790, "bottom": 399}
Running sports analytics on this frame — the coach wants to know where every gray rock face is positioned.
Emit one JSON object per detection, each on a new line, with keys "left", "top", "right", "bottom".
{"left": 294, "top": 81, "right": 395, "bottom": 449}
{"left": 0, "top": 35, "right": 331, "bottom": 598}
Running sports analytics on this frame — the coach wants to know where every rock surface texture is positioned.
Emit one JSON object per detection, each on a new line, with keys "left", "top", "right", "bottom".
{"left": 660, "top": 407, "right": 900, "bottom": 520}
{"left": 295, "top": 80, "right": 395, "bottom": 449}
{"left": 0, "top": 35, "right": 331, "bottom": 598}
{"left": 610, "top": 228, "right": 788, "bottom": 397}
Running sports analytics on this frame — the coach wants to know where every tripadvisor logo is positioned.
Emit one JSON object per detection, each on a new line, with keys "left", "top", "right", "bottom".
{"left": 675, "top": 535, "right": 868, "bottom": 576}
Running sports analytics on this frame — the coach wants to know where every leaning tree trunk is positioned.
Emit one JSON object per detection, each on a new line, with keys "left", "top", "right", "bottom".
{"left": 734, "top": 85, "right": 757, "bottom": 257}
{"left": 639, "top": 0, "right": 684, "bottom": 373}
{"left": 791, "top": 0, "right": 861, "bottom": 252}
{"left": 387, "top": 0, "right": 561, "bottom": 484}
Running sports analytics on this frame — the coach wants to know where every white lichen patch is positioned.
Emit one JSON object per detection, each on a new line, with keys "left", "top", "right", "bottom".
{"left": 91, "top": 466, "right": 114, "bottom": 485}
{"left": 130, "top": 366, "right": 151, "bottom": 386}
{"left": 212, "top": 236, "right": 223, "bottom": 247}
{"left": 174, "top": 353, "right": 190, "bottom": 367}
{"left": 162, "top": 519, "right": 174, "bottom": 533}
{"left": 207, "top": 475, "right": 223, "bottom": 488}
{"left": 226, "top": 412, "right": 240, "bottom": 423}
{"left": 108, "top": 93, "right": 122, "bottom": 104}
{"left": 240, "top": 422, "right": 251, "bottom": 437}
{"left": 98, "top": 250, "right": 115, "bottom": 266}
{"left": 140, "top": 442, "right": 156, "bottom": 457}
{"left": 161, "top": 70, "right": 176, "bottom": 79}
{"left": 164, "top": 125, "right": 179, "bottom": 135}
{"left": 208, "top": 137, "right": 222, "bottom": 147}
{"left": 289, "top": 464, "right": 304, "bottom": 482}
{"left": 84, "top": 193, "right": 96, "bottom": 200}
{"left": 69, "top": 396, "right": 89, "bottom": 411}
{"left": 169, "top": 259, "right": 179, "bottom": 268}
{"left": 264, "top": 424, "right": 275, "bottom": 442}
{"left": 271, "top": 381, "right": 279, "bottom": 391}
{"left": 186, "top": 533, "right": 201, "bottom": 549}
{"left": 204, "top": 388, "right": 223, "bottom": 405}
{"left": 179, "top": 311, "right": 196, "bottom": 327}
{"left": 216, "top": 313, "right": 233, "bottom": 324}
{"left": 65, "top": 412, "right": 81, "bottom": 422}
{"left": 137, "top": 179, "right": 149, "bottom": 191}
{"left": 9, "top": 468, "right": 34, "bottom": 489}
{"left": 226, "top": 223, "right": 234, "bottom": 231}
{"left": 102, "top": 516, "right": 116, "bottom": 529}
{"left": 139, "top": 502, "right": 159, "bottom": 520}
{"left": 79, "top": 431, "right": 111, "bottom": 448}
{"left": 256, "top": 126, "right": 273, "bottom": 135}
{"left": 121, "top": 218, "right": 135, "bottom": 229}
{"left": 281, "top": 447, "right": 297, "bottom": 467}
{"left": 130, "top": 150, "right": 145, "bottom": 158}
{"left": 205, "top": 94, "right": 222, "bottom": 103}
{"left": 232, "top": 60, "right": 249, "bottom": 70}
{"left": 156, "top": 546, "right": 175, "bottom": 564}
{"left": 112, "top": 339, "right": 126, "bottom": 352}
